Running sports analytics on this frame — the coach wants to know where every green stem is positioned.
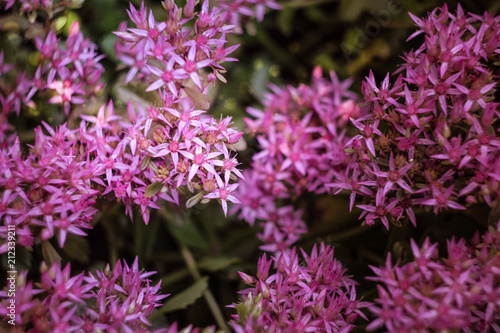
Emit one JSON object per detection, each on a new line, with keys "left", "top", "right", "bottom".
{"left": 102, "top": 219, "right": 118, "bottom": 267}
{"left": 303, "top": 221, "right": 375, "bottom": 244}
{"left": 179, "top": 243, "right": 229, "bottom": 332}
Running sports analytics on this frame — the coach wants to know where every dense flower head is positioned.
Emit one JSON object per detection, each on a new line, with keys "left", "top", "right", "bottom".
{"left": 79, "top": 99, "right": 176, "bottom": 225}
{"left": 367, "top": 220, "right": 500, "bottom": 332}
{"left": 0, "top": 5, "right": 106, "bottom": 244}
{"left": 0, "top": 94, "right": 241, "bottom": 248}
{"left": 115, "top": 0, "right": 241, "bottom": 98}
{"left": 80, "top": 98, "right": 244, "bottom": 222}
{"left": 113, "top": 1, "right": 249, "bottom": 218}
{"left": 329, "top": 4, "right": 500, "bottom": 229}
{"left": 2, "top": 1, "right": 84, "bottom": 18}
{"left": 35, "top": 22, "right": 105, "bottom": 116}
{"left": 124, "top": 99, "right": 244, "bottom": 217}
{"left": 0, "top": 257, "right": 167, "bottom": 332}
{"left": 0, "top": 122, "right": 101, "bottom": 253}
{"left": 0, "top": 3, "right": 104, "bottom": 117}
{"left": 230, "top": 243, "right": 370, "bottom": 332}
{"left": 233, "top": 67, "right": 363, "bottom": 255}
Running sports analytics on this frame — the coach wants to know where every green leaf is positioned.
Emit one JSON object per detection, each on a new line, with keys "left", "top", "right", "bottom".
{"left": 186, "top": 192, "right": 204, "bottom": 208}
{"left": 115, "top": 83, "right": 162, "bottom": 110}
{"left": 54, "top": 16, "right": 68, "bottom": 33}
{"left": 167, "top": 219, "right": 209, "bottom": 251}
{"left": 277, "top": 6, "right": 295, "bottom": 36}
{"left": 148, "top": 160, "right": 158, "bottom": 173}
{"left": 183, "top": 85, "right": 211, "bottom": 109}
{"left": 62, "top": 233, "right": 90, "bottom": 263}
{"left": 140, "top": 156, "right": 151, "bottom": 171}
{"left": 42, "top": 241, "right": 61, "bottom": 266}
{"left": 158, "top": 277, "right": 208, "bottom": 313}
{"left": 145, "top": 181, "right": 163, "bottom": 197}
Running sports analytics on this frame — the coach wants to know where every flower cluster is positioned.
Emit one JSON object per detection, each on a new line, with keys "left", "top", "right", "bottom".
{"left": 115, "top": 0, "right": 240, "bottom": 96}
{"left": 1, "top": 3, "right": 104, "bottom": 117}
{"left": 0, "top": 123, "right": 101, "bottom": 253}
{"left": 79, "top": 99, "right": 179, "bottom": 225}
{"left": 34, "top": 21, "right": 105, "bottom": 116}
{"left": 113, "top": 1, "right": 248, "bottom": 217}
{"left": 1, "top": 0, "right": 83, "bottom": 18}
{"left": 0, "top": 2, "right": 107, "bottom": 253}
{"left": 231, "top": 243, "right": 369, "bottom": 332}
{"left": 114, "top": 0, "right": 280, "bottom": 93}
{"left": 0, "top": 257, "right": 166, "bottom": 332}
{"left": 126, "top": 99, "right": 244, "bottom": 217}
{"left": 367, "top": 220, "right": 500, "bottom": 332}
{"left": 329, "top": 5, "right": 500, "bottom": 229}
{"left": 79, "top": 97, "right": 244, "bottom": 222}
{"left": 233, "top": 67, "right": 363, "bottom": 255}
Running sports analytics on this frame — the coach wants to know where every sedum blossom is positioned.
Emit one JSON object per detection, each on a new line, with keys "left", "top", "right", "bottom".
{"left": 113, "top": 1, "right": 251, "bottom": 218}
{"left": 114, "top": 0, "right": 240, "bottom": 95}
{"left": 233, "top": 67, "right": 364, "bottom": 256}
{"left": 0, "top": 3, "right": 104, "bottom": 117}
{"left": 367, "top": 220, "right": 500, "bottom": 332}
{"left": 0, "top": 123, "right": 101, "bottom": 252}
{"left": 0, "top": 257, "right": 167, "bottom": 332}
{"left": 231, "top": 243, "right": 370, "bottom": 332}
{"left": 329, "top": 4, "right": 500, "bottom": 229}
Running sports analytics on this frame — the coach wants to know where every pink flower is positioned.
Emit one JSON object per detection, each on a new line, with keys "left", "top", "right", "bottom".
{"left": 0, "top": 258, "right": 166, "bottom": 332}
{"left": 367, "top": 221, "right": 500, "bottom": 332}
{"left": 203, "top": 183, "right": 241, "bottom": 216}
{"left": 231, "top": 244, "right": 369, "bottom": 332}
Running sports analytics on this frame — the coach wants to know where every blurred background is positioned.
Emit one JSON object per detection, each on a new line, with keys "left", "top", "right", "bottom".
{"left": 2, "top": 0, "right": 499, "bottom": 330}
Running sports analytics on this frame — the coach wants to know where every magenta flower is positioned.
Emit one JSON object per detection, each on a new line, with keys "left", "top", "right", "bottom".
{"left": 348, "top": 117, "right": 382, "bottom": 157}
{"left": 367, "top": 221, "right": 500, "bottom": 332}
{"left": 203, "top": 183, "right": 241, "bottom": 216}
{"left": 454, "top": 82, "right": 497, "bottom": 112}
{"left": 370, "top": 153, "right": 413, "bottom": 196}
{"left": 231, "top": 243, "right": 370, "bottom": 332}
{"left": 234, "top": 67, "right": 363, "bottom": 255}
{"left": 111, "top": 1, "right": 247, "bottom": 219}
{"left": 0, "top": 258, "right": 167, "bottom": 332}
{"left": 0, "top": 123, "right": 101, "bottom": 253}
{"left": 331, "top": 4, "right": 500, "bottom": 229}
{"left": 420, "top": 184, "right": 466, "bottom": 214}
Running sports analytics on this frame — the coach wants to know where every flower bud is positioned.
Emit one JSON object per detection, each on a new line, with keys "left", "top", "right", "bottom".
{"left": 258, "top": 280, "right": 270, "bottom": 299}
{"left": 238, "top": 271, "right": 256, "bottom": 285}
{"left": 184, "top": 0, "right": 195, "bottom": 17}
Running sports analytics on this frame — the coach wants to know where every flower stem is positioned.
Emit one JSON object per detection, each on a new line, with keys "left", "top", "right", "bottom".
{"left": 160, "top": 207, "right": 228, "bottom": 331}
{"left": 179, "top": 242, "right": 229, "bottom": 332}
{"left": 101, "top": 218, "right": 119, "bottom": 267}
